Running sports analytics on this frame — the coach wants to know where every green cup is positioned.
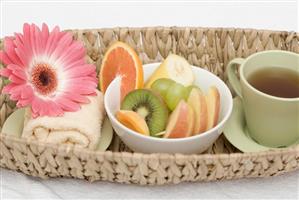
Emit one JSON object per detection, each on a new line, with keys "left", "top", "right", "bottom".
{"left": 227, "top": 50, "right": 299, "bottom": 148}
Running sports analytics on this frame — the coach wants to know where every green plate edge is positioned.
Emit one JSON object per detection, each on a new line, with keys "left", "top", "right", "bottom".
{"left": 1, "top": 108, "right": 25, "bottom": 137}
{"left": 97, "top": 117, "right": 114, "bottom": 151}
{"left": 223, "top": 97, "right": 272, "bottom": 152}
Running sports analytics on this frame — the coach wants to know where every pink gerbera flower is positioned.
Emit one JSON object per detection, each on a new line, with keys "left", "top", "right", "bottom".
{"left": 0, "top": 23, "right": 97, "bottom": 118}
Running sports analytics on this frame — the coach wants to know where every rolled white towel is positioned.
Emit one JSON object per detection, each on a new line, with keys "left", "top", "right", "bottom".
{"left": 22, "top": 90, "right": 105, "bottom": 150}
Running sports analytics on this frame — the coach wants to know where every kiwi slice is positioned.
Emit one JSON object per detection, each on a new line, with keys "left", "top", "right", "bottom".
{"left": 121, "top": 89, "right": 169, "bottom": 137}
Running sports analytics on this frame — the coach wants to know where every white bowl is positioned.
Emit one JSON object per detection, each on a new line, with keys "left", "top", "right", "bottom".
{"left": 104, "top": 63, "right": 233, "bottom": 154}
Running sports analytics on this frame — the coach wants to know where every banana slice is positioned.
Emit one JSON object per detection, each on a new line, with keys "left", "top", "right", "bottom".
{"left": 145, "top": 54, "right": 195, "bottom": 88}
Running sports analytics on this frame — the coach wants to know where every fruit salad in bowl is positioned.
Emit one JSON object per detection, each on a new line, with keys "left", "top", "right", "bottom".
{"left": 102, "top": 42, "right": 233, "bottom": 154}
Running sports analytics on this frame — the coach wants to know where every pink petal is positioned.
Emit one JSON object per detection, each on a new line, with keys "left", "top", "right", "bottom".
{"left": 39, "top": 103, "right": 49, "bottom": 116}
{"left": 60, "top": 92, "right": 90, "bottom": 104}
{"left": 10, "top": 93, "right": 21, "bottom": 101}
{"left": 22, "top": 23, "right": 34, "bottom": 62}
{"left": 66, "top": 64, "right": 96, "bottom": 78}
{"left": 20, "top": 85, "right": 34, "bottom": 99}
{"left": 52, "top": 32, "right": 73, "bottom": 59}
{"left": 7, "top": 64, "right": 27, "bottom": 80}
{"left": 56, "top": 97, "right": 81, "bottom": 112}
{"left": 29, "top": 23, "right": 43, "bottom": 56}
{"left": 61, "top": 58, "right": 86, "bottom": 70}
{"left": 4, "top": 37, "right": 15, "bottom": 49}
{"left": 7, "top": 63, "right": 24, "bottom": 71}
{"left": 15, "top": 45, "right": 31, "bottom": 67}
{"left": 31, "top": 111, "right": 38, "bottom": 118}
{"left": 13, "top": 33, "right": 28, "bottom": 67}
{"left": 14, "top": 33, "right": 24, "bottom": 45}
{"left": 4, "top": 37, "right": 23, "bottom": 66}
{"left": 58, "top": 41, "right": 85, "bottom": 65}
{"left": 1, "top": 84, "right": 17, "bottom": 94}
{"left": 0, "top": 51, "right": 13, "bottom": 65}
{"left": 9, "top": 84, "right": 28, "bottom": 101}
{"left": 9, "top": 75, "right": 25, "bottom": 84}
{"left": 68, "top": 77, "right": 98, "bottom": 84}
{"left": 89, "top": 91, "right": 97, "bottom": 96}
{"left": 8, "top": 83, "right": 25, "bottom": 94}
{"left": 0, "top": 68, "right": 12, "bottom": 77}
{"left": 33, "top": 24, "right": 43, "bottom": 55}
{"left": 45, "top": 26, "right": 60, "bottom": 55}
{"left": 16, "top": 98, "right": 31, "bottom": 107}
{"left": 67, "top": 83, "right": 96, "bottom": 95}
{"left": 46, "top": 101, "right": 64, "bottom": 116}
{"left": 8, "top": 84, "right": 33, "bottom": 106}
{"left": 29, "top": 24, "right": 37, "bottom": 56}
{"left": 41, "top": 23, "right": 49, "bottom": 49}
{"left": 31, "top": 97, "right": 43, "bottom": 115}
{"left": 12, "top": 70, "right": 26, "bottom": 80}
{"left": 68, "top": 80, "right": 97, "bottom": 89}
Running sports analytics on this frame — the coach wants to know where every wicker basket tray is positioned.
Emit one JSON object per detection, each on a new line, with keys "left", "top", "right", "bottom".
{"left": 0, "top": 27, "right": 298, "bottom": 185}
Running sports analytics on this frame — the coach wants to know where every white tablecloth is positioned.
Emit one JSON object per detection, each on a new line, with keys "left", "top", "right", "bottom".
{"left": 1, "top": 169, "right": 298, "bottom": 199}
{"left": 1, "top": 1, "right": 298, "bottom": 199}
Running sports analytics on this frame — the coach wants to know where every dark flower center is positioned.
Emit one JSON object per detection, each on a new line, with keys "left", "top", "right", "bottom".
{"left": 39, "top": 71, "right": 50, "bottom": 86}
{"left": 31, "top": 63, "right": 58, "bottom": 95}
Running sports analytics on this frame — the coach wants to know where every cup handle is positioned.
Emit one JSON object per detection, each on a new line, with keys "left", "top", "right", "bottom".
{"left": 227, "top": 58, "right": 245, "bottom": 98}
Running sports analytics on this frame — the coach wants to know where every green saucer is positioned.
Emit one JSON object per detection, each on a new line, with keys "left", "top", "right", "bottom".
{"left": 223, "top": 97, "right": 298, "bottom": 152}
{"left": 97, "top": 117, "right": 114, "bottom": 151}
{"left": 1, "top": 108, "right": 26, "bottom": 137}
{"left": 1, "top": 109, "right": 113, "bottom": 151}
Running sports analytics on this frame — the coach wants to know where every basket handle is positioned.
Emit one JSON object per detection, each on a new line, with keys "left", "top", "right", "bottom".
{"left": 227, "top": 58, "right": 245, "bottom": 98}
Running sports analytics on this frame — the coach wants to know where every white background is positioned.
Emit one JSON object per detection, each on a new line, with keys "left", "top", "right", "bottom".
{"left": 1, "top": 1, "right": 298, "bottom": 199}
{"left": 1, "top": 0, "right": 298, "bottom": 37}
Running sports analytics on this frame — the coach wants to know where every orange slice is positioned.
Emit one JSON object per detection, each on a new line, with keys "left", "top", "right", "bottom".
{"left": 100, "top": 41, "right": 143, "bottom": 100}
{"left": 116, "top": 110, "right": 150, "bottom": 136}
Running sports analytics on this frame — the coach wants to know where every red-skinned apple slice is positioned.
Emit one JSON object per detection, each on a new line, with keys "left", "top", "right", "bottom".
{"left": 187, "top": 88, "right": 208, "bottom": 135}
{"left": 206, "top": 86, "right": 220, "bottom": 130}
{"left": 164, "top": 100, "right": 194, "bottom": 138}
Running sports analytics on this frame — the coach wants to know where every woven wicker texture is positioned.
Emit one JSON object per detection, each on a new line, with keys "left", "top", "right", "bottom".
{"left": 0, "top": 27, "right": 298, "bottom": 185}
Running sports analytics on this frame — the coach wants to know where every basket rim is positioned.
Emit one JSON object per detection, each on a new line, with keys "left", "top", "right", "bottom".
{"left": 1, "top": 134, "right": 298, "bottom": 158}
{"left": 65, "top": 26, "right": 299, "bottom": 34}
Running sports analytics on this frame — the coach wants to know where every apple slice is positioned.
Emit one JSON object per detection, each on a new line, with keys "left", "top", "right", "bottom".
{"left": 187, "top": 88, "right": 208, "bottom": 135}
{"left": 116, "top": 110, "right": 150, "bottom": 136}
{"left": 164, "top": 100, "right": 194, "bottom": 138}
{"left": 205, "top": 86, "right": 220, "bottom": 130}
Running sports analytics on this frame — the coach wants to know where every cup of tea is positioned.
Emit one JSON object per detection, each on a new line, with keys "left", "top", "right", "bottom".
{"left": 227, "top": 50, "right": 299, "bottom": 148}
